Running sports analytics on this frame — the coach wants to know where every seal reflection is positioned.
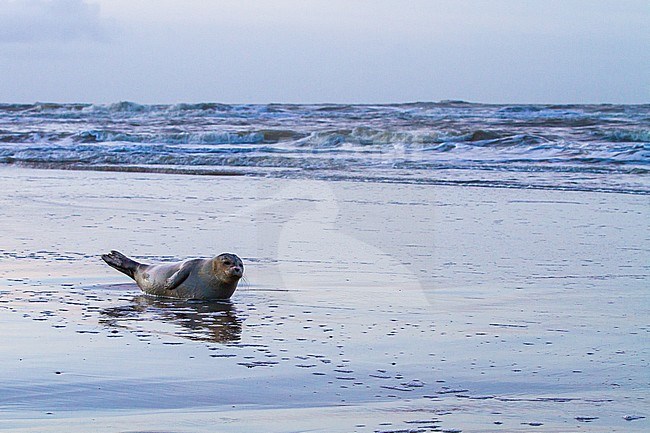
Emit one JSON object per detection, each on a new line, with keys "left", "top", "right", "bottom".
{"left": 100, "top": 295, "right": 242, "bottom": 343}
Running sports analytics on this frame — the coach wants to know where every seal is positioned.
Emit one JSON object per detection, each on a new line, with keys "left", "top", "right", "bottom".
{"left": 101, "top": 250, "right": 244, "bottom": 300}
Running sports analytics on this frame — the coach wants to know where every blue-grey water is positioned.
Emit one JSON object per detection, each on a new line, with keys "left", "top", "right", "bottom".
{"left": 1, "top": 101, "right": 648, "bottom": 193}
{"left": 1, "top": 100, "right": 649, "bottom": 431}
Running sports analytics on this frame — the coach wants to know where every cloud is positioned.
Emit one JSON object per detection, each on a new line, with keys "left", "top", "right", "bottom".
{"left": 1, "top": 0, "right": 647, "bottom": 103}
{"left": 0, "top": 0, "right": 111, "bottom": 43}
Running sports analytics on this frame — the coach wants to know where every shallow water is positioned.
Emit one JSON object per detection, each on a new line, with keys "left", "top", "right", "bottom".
{"left": 0, "top": 167, "right": 648, "bottom": 432}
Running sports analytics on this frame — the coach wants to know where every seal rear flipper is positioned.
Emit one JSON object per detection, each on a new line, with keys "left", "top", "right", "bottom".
{"left": 101, "top": 250, "right": 141, "bottom": 280}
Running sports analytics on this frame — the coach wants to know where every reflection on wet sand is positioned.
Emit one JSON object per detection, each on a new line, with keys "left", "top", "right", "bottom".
{"left": 100, "top": 295, "right": 242, "bottom": 343}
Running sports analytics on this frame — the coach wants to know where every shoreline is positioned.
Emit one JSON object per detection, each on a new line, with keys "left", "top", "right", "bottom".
{"left": 1, "top": 166, "right": 647, "bottom": 432}
{"left": 5, "top": 162, "right": 649, "bottom": 196}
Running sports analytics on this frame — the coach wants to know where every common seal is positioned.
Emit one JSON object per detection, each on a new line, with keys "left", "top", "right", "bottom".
{"left": 101, "top": 250, "right": 243, "bottom": 300}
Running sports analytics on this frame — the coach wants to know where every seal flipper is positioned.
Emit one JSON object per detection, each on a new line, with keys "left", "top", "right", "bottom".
{"left": 101, "top": 250, "right": 142, "bottom": 280}
{"left": 163, "top": 262, "right": 192, "bottom": 291}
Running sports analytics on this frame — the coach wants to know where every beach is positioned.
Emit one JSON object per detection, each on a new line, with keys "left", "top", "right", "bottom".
{"left": 0, "top": 165, "right": 647, "bottom": 432}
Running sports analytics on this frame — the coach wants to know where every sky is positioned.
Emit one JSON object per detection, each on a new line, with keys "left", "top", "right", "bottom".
{"left": 0, "top": 0, "right": 648, "bottom": 104}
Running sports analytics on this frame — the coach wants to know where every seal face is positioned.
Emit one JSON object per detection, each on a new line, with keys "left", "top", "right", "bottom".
{"left": 101, "top": 250, "right": 244, "bottom": 300}
{"left": 213, "top": 253, "right": 244, "bottom": 283}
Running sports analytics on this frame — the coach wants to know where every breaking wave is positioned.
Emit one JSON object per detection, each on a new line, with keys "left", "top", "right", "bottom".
{"left": 1, "top": 101, "right": 648, "bottom": 194}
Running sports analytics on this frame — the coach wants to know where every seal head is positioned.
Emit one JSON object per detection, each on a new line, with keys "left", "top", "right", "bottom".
{"left": 213, "top": 253, "right": 244, "bottom": 284}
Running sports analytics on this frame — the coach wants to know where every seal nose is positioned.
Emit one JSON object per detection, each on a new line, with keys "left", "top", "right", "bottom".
{"left": 232, "top": 266, "right": 243, "bottom": 277}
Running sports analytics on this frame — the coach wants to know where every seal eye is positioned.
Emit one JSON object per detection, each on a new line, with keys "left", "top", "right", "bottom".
{"left": 223, "top": 260, "right": 232, "bottom": 266}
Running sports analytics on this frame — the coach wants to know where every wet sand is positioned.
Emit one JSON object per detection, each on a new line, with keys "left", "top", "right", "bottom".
{"left": 0, "top": 166, "right": 648, "bottom": 432}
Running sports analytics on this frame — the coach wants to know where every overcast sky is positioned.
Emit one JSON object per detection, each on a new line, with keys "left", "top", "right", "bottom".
{"left": 0, "top": 0, "right": 648, "bottom": 104}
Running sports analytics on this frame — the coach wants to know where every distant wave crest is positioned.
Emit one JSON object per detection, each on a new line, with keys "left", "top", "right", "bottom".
{"left": 1, "top": 101, "right": 648, "bottom": 194}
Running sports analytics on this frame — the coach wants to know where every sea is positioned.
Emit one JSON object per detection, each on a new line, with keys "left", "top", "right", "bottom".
{"left": 1, "top": 101, "right": 648, "bottom": 194}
